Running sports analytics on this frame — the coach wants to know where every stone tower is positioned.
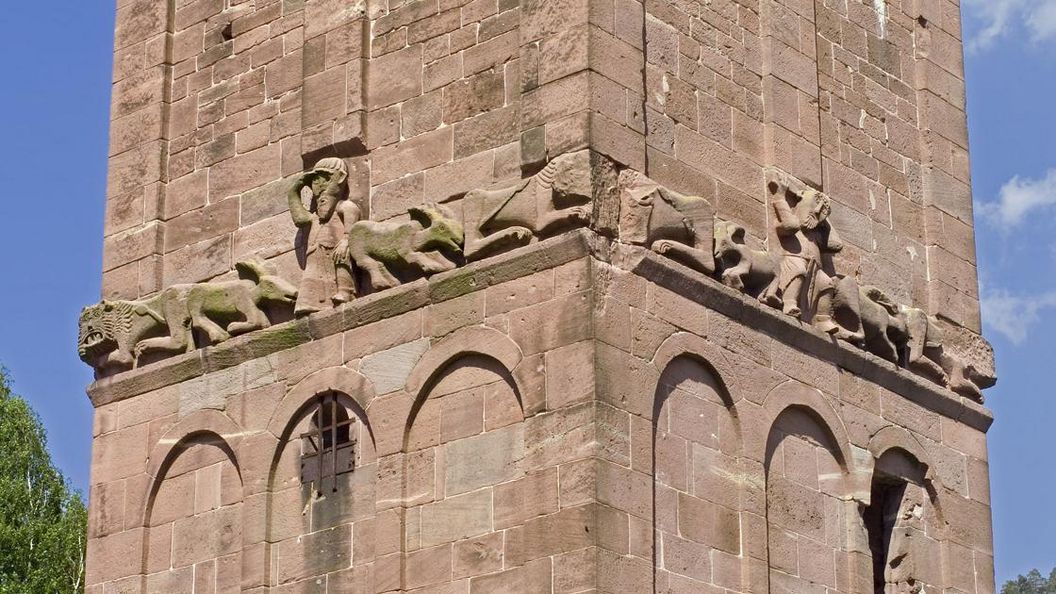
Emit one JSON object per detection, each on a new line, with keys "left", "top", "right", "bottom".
{"left": 83, "top": 1, "right": 997, "bottom": 593}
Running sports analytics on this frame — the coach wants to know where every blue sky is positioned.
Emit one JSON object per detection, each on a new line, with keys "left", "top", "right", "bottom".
{"left": 0, "top": 0, "right": 1051, "bottom": 586}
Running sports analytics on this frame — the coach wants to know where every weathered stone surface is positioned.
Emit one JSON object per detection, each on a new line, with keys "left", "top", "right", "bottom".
{"left": 86, "top": 3, "right": 996, "bottom": 593}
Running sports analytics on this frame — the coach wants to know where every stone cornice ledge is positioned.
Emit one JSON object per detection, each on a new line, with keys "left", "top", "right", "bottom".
{"left": 87, "top": 229, "right": 993, "bottom": 433}
{"left": 86, "top": 230, "right": 594, "bottom": 407}
{"left": 599, "top": 238, "right": 993, "bottom": 433}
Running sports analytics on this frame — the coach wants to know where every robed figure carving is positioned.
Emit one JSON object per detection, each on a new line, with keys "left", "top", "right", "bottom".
{"left": 288, "top": 158, "right": 362, "bottom": 316}
{"left": 767, "top": 169, "right": 845, "bottom": 335}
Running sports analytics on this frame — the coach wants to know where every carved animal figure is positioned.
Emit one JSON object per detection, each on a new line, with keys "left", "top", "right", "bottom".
{"left": 346, "top": 203, "right": 465, "bottom": 291}
{"left": 77, "top": 260, "right": 298, "bottom": 375}
{"left": 182, "top": 259, "right": 299, "bottom": 345}
{"left": 831, "top": 277, "right": 905, "bottom": 362}
{"left": 901, "top": 306, "right": 986, "bottom": 402}
{"left": 78, "top": 294, "right": 182, "bottom": 376}
{"left": 462, "top": 151, "right": 593, "bottom": 261}
{"left": 713, "top": 219, "right": 779, "bottom": 302}
{"left": 619, "top": 170, "right": 715, "bottom": 275}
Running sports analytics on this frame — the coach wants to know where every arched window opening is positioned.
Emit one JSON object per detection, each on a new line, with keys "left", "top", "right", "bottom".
{"left": 300, "top": 391, "right": 357, "bottom": 493}
{"left": 863, "top": 453, "right": 928, "bottom": 594}
{"left": 864, "top": 478, "right": 911, "bottom": 593}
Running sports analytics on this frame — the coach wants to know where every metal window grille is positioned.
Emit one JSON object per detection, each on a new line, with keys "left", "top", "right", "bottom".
{"left": 299, "top": 392, "right": 357, "bottom": 492}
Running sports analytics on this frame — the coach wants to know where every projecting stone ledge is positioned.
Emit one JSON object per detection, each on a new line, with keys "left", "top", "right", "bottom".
{"left": 87, "top": 229, "right": 992, "bottom": 433}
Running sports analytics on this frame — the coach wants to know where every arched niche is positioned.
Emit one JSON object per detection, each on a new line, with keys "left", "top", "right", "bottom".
{"left": 140, "top": 424, "right": 244, "bottom": 592}
{"left": 399, "top": 350, "right": 526, "bottom": 587}
{"left": 862, "top": 429, "right": 951, "bottom": 594}
{"left": 263, "top": 368, "right": 378, "bottom": 590}
{"left": 652, "top": 353, "right": 745, "bottom": 593}
{"left": 763, "top": 400, "right": 857, "bottom": 594}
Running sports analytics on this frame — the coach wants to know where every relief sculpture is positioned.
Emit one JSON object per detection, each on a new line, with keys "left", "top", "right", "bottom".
{"left": 346, "top": 203, "right": 464, "bottom": 291}
{"left": 288, "top": 157, "right": 361, "bottom": 316}
{"left": 831, "top": 277, "right": 902, "bottom": 361}
{"left": 767, "top": 168, "right": 846, "bottom": 336}
{"left": 462, "top": 150, "right": 593, "bottom": 261}
{"left": 78, "top": 259, "right": 297, "bottom": 375}
{"left": 78, "top": 154, "right": 993, "bottom": 402}
{"left": 713, "top": 219, "right": 779, "bottom": 301}
{"left": 618, "top": 170, "right": 715, "bottom": 275}
{"left": 901, "top": 306, "right": 986, "bottom": 402}
{"left": 884, "top": 492, "right": 927, "bottom": 594}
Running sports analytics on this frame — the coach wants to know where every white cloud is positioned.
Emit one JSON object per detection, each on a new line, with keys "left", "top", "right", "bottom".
{"left": 965, "top": 0, "right": 1026, "bottom": 52}
{"left": 979, "top": 168, "right": 1056, "bottom": 231}
{"left": 981, "top": 290, "right": 1056, "bottom": 344}
{"left": 964, "top": 0, "right": 1056, "bottom": 51}
{"left": 1028, "top": 1, "right": 1056, "bottom": 41}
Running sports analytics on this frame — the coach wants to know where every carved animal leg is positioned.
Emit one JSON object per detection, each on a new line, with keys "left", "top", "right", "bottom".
{"left": 720, "top": 259, "right": 750, "bottom": 291}
{"left": 134, "top": 334, "right": 191, "bottom": 358}
{"left": 721, "top": 269, "right": 746, "bottom": 291}
{"left": 228, "top": 306, "right": 269, "bottom": 336}
{"left": 136, "top": 300, "right": 193, "bottom": 359}
{"left": 361, "top": 259, "right": 401, "bottom": 291}
{"left": 538, "top": 207, "right": 591, "bottom": 235}
{"left": 909, "top": 352, "right": 947, "bottom": 384}
{"left": 464, "top": 227, "right": 533, "bottom": 261}
{"left": 942, "top": 356, "right": 984, "bottom": 402}
{"left": 110, "top": 344, "right": 136, "bottom": 370}
{"left": 758, "top": 275, "right": 783, "bottom": 309}
{"left": 191, "top": 309, "right": 231, "bottom": 344}
{"left": 405, "top": 251, "right": 458, "bottom": 274}
{"left": 651, "top": 240, "right": 715, "bottom": 276}
{"left": 868, "top": 333, "right": 898, "bottom": 363}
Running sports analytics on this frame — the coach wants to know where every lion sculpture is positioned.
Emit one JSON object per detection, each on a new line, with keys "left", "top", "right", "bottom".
{"left": 78, "top": 259, "right": 297, "bottom": 375}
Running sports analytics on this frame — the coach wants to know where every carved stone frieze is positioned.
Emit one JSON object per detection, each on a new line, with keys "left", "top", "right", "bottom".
{"left": 78, "top": 259, "right": 297, "bottom": 376}
{"left": 78, "top": 154, "right": 995, "bottom": 402}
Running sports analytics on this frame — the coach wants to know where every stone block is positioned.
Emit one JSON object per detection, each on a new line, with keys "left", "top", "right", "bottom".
{"left": 420, "top": 490, "right": 494, "bottom": 548}
{"left": 445, "top": 424, "right": 524, "bottom": 496}
{"left": 359, "top": 339, "right": 431, "bottom": 395}
{"left": 276, "top": 524, "right": 352, "bottom": 584}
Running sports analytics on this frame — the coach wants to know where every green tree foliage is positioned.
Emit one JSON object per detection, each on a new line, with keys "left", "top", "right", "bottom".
{"left": 0, "top": 371, "right": 86, "bottom": 593}
{"left": 1003, "top": 568, "right": 1056, "bottom": 594}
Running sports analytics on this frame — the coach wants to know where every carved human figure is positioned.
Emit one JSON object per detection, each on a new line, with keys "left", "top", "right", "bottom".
{"left": 768, "top": 170, "right": 845, "bottom": 334}
{"left": 885, "top": 490, "right": 926, "bottom": 594}
{"left": 288, "top": 158, "right": 361, "bottom": 316}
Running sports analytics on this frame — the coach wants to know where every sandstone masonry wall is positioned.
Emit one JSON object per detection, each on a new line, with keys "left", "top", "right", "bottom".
{"left": 89, "top": 1, "right": 993, "bottom": 593}
{"left": 85, "top": 236, "right": 994, "bottom": 593}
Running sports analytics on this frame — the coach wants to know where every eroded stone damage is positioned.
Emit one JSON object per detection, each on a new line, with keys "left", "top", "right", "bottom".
{"left": 80, "top": 152, "right": 996, "bottom": 402}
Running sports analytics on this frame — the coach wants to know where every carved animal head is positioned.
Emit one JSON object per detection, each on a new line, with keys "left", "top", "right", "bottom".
{"left": 409, "top": 203, "right": 465, "bottom": 254}
{"left": 78, "top": 301, "right": 124, "bottom": 364}
{"left": 237, "top": 259, "right": 299, "bottom": 306}
{"left": 863, "top": 286, "right": 900, "bottom": 317}
{"left": 713, "top": 220, "right": 747, "bottom": 257}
